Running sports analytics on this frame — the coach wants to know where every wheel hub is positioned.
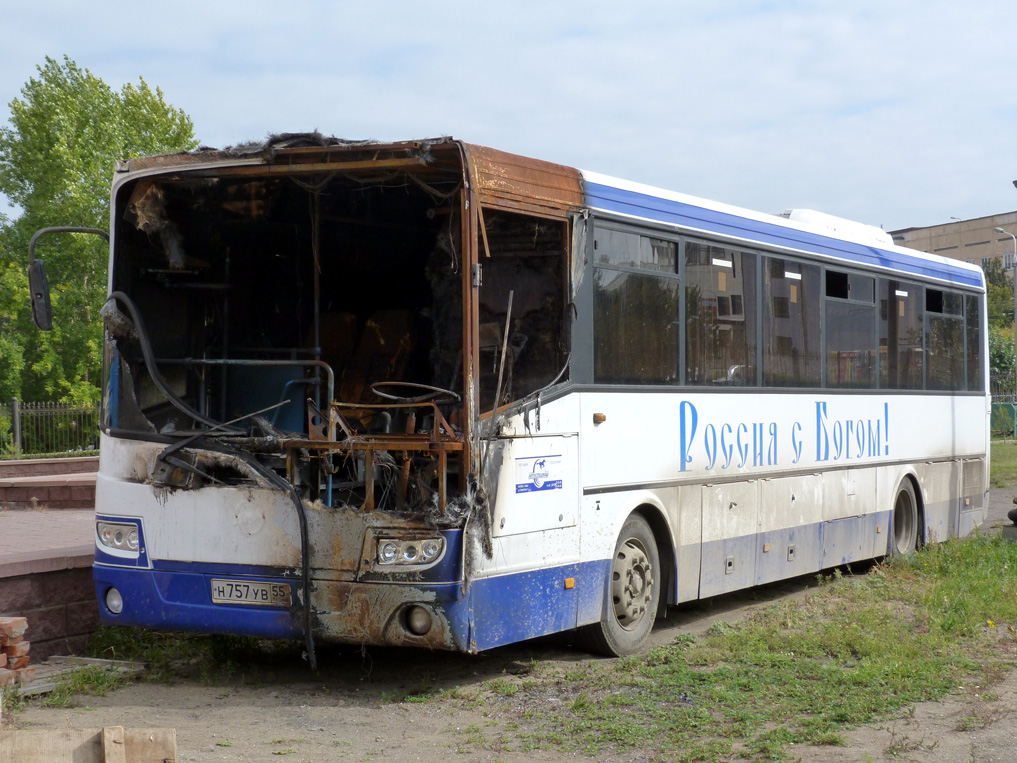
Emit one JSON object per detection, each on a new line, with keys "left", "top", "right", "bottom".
{"left": 611, "top": 539, "right": 654, "bottom": 631}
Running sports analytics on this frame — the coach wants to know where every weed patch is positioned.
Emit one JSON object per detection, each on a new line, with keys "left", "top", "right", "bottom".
{"left": 42, "top": 665, "right": 128, "bottom": 708}
{"left": 463, "top": 533, "right": 1017, "bottom": 762}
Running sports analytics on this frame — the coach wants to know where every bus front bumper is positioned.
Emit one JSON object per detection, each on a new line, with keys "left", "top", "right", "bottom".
{"left": 93, "top": 563, "right": 471, "bottom": 650}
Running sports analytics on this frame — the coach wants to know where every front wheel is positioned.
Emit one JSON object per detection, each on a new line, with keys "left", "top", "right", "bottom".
{"left": 577, "top": 514, "right": 660, "bottom": 656}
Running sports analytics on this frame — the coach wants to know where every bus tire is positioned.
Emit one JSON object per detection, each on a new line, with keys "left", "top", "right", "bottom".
{"left": 889, "top": 479, "right": 919, "bottom": 556}
{"left": 577, "top": 514, "right": 660, "bottom": 656}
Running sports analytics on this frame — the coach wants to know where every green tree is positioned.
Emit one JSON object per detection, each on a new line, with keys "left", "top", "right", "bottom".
{"left": 0, "top": 56, "right": 198, "bottom": 403}
{"left": 982, "top": 257, "right": 1013, "bottom": 329}
{"left": 989, "top": 324, "right": 1015, "bottom": 379}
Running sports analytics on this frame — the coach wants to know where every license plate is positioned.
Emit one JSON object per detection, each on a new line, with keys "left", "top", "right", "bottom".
{"left": 210, "top": 579, "right": 291, "bottom": 607}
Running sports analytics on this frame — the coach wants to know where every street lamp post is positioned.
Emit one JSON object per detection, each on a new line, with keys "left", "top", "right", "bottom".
{"left": 995, "top": 226, "right": 1017, "bottom": 394}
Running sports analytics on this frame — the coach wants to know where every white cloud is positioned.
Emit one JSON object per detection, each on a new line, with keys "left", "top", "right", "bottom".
{"left": 2, "top": 0, "right": 1017, "bottom": 229}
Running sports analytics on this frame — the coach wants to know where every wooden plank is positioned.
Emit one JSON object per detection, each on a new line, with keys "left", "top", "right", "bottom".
{"left": 17, "top": 656, "right": 146, "bottom": 698}
{"left": 0, "top": 727, "right": 175, "bottom": 763}
{"left": 0, "top": 728, "right": 102, "bottom": 762}
{"left": 125, "top": 728, "right": 177, "bottom": 763}
{"left": 102, "top": 726, "right": 126, "bottom": 763}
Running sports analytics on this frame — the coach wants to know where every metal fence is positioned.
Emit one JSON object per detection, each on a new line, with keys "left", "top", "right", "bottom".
{"left": 992, "top": 377, "right": 1017, "bottom": 405}
{"left": 1, "top": 399, "right": 101, "bottom": 459}
{"left": 991, "top": 376, "right": 1017, "bottom": 438}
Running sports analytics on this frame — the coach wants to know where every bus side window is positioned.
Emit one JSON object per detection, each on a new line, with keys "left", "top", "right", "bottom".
{"left": 762, "top": 257, "right": 821, "bottom": 387}
{"left": 879, "top": 279, "right": 923, "bottom": 390}
{"left": 592, "top": 231, "right": 678, "bottom": 385}
{"left": 824, "top": 270, "right": 876, "bottom": 389}
{"left": 965, "top": 294, "right": 983, "bottom": 391}
{"left": 684, "top": 241, "right": 756, "bottom": 386}
{"left": 926, "top": 288, "right": 964, "bottom": 391}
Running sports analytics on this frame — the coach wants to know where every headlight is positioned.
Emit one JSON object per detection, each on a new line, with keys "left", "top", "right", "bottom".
{"left": 421, "top": 539, "right": 442, "bottom": 561}
{"left": 97, "top": 521, "right": 141, "bottom": 553}
{"left": 379, "top": 541, "right": 399, "bottom": 564}
{"left": 377, "top": 537, "right": 445, "bottom": 566}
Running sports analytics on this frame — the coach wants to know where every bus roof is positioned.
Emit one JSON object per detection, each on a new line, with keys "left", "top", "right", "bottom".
{"left": 580, "top": 170, "right": 985, "bottom": 291}
{"left": 112, "top": 134, "right": 984, "bottom": 292}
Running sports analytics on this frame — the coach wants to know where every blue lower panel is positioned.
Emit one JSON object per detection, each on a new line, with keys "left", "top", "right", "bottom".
{"left": 95, "top": 563, "right": 475, "bottom": 649}
{"left": 467, "top": 560, "right": 613, "bottom": 651}
{"left": 93, "top": 564, "right": 304, "bottom": 638}
{"left": 470, "top": 563, "right": 579, "bottom": 651}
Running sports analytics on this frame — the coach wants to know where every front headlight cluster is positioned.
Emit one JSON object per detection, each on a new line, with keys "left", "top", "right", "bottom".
{"left": 97, "top": 521, "right": 140, "bottom": 552}
{"left": 377, "top": 537, "right": 444, "bottom": 566}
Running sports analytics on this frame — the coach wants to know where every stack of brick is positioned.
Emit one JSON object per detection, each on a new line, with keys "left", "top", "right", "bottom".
{"left": 0, "top": 616, "right": 35, "bottom": 686}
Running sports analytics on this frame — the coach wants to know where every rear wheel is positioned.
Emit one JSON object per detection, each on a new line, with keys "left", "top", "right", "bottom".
{"left": 577, "top": 514, "right": 660, "bottom": 656}
{"left": 889, "top": 480, "right": 919, "bottom": 556}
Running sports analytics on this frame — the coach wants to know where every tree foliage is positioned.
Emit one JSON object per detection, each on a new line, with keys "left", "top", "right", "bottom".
{"left": 989, "top": 324, "right": 1015, "bottom": 380}
{"left": 0, "top": 56, "right": 198, "bottom": 403}
{"left": 982, "top": 257, "right": 1014, "bottom": 330}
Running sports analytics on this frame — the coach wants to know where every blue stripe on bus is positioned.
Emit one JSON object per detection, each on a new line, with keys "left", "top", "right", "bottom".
{"left": 583, "top": 181, "right": 983, "bottom": 289}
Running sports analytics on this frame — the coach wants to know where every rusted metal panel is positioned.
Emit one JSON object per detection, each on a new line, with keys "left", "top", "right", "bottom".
{"left": 121, "top": 136, "right": 463, "bottom": 174}
{"left": 462, "top": 143, "right": 584, "bottom": 219}
{"left": 120, "top": 137, "right": 584, "bottom": 220}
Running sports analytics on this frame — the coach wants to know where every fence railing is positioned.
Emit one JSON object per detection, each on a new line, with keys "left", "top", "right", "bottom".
{"left": 992, "top": 380, "right": 1017, "bottom": 405}
{"left": 1, "top": 399, "right": 101, "bottom": 459}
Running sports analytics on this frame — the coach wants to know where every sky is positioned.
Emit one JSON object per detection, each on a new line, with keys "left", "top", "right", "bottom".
{"left": 2, "top": 0, "right": 1017, "bottom": 232}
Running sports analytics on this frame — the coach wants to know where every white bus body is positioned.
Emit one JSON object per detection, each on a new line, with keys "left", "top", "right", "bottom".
{"left": 76, "top": 137, "right": 986, "bottom": 662}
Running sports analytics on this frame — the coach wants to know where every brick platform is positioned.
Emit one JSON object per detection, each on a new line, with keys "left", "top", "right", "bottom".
{"left": 0, "top": 509, "right": 98, "bottom": 661}
{"left": 0, "top": 456, "right": 98, "bottom": 479}
{"left": 0, "top": 472, "right": 97, "bottom": 510}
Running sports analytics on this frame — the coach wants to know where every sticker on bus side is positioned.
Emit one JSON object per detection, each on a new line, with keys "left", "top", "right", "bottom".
{"left": 515, "top": 454, "right": 563, "bottom": 493}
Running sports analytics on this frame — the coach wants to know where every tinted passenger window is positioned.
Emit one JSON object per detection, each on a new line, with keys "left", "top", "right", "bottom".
{"left": 825, "top": 270, "right": 876, "bottom": 388}
{"left": 965, "top": 294, "right": 983, "bottom": 391}
{"left": 685, "top": 241, "right": 757, "bottom": 386}
{"left": 880, "top": 280, "right": 924, "bottom": 390}
{"left": 926, "top": 288, "right": 964, "bottom": 390}
{"left": 593, "top": 230, "right": 678, "bottom": 384}
{"left": 763, "top": 258, "right": 821, "bottom": 387}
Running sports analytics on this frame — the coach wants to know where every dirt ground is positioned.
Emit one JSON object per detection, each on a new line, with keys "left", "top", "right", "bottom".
{"left": 7, "top": 488, "right": 1017, "bottom": 763}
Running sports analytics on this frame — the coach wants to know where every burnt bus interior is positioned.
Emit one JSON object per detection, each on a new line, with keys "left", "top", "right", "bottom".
{"left": 104, "top": 141, "right": 570, "bottom": 513}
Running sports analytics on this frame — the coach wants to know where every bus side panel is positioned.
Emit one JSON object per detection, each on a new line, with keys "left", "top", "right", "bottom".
{"left": 821, "top": 468, "right": 880, "bottom": 563}
{"left": 676, "top": 486, "right": 702, "bottom": 603}
{"left": 959, "top": 457, "right": 989, "bottom": 539}
{"left": 467, "top": 527, "right": 582, "bottom": 650}
{"left": 917, "top": 460, "right": 962, "bottom": 544}
{"left": 756, "top": 475, "right": 823, "bottom": 585}
{"left": 468, "top": 562, "right": 585, "bottom": 651}
{"left": 699, "top": 481, "right": 758, "bottom": 598}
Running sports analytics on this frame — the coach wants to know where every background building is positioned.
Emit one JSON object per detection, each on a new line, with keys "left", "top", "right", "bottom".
{"left": 891, "top": 212, "right": 1017, "bottom": 270}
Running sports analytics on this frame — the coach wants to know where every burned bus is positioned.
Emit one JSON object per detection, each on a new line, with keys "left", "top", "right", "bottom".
{"left": 29, "top": 134, "right": 989, "bottom": 665}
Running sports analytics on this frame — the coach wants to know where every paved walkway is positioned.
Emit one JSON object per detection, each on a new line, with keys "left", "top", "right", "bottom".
{"left": 0, "top": 509, "right": 94, "bottom": 579}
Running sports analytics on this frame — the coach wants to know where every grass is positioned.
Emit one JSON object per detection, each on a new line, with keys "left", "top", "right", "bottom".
{"left": 42, "top": 665, "right": 128, "bottom": 708}
{"left": 84, "top": 627, "right": 274, "bottom": 684}
{"left": 991, "top": 440, "right": 1017, "bottom": 488}
{"left": 464, "top": 533, "right": 1017, "bottom": 761}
